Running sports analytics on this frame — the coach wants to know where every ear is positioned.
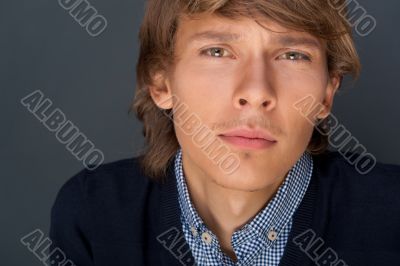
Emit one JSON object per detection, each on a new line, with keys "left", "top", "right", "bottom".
{"left": 148, "top": 71, "right": 174, "bottom": 110}
{"left": 318, "top": 74, "right": 341, "bottom": 119}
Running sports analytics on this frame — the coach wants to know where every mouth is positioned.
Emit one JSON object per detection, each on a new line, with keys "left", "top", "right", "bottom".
{"left": 218, "top": 128, "right": 277, "bottom": 150}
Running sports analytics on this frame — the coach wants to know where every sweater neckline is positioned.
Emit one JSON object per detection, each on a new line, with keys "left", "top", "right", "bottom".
{"left": 158, "top": 156, "right": 318, "bottom": 266}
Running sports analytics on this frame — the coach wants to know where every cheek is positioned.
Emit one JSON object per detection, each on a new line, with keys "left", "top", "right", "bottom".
{"left": 289, "top": 110, "right": 315, "bottom": 144}
{"left": 171, "top": 61, "right": 235, "bottom": 116}
{"left": 277, "top": 65, "right": 328, "bottom": 117}
{"left": 169, "top": 65, "right": 220, "bottom": 147}
{"left": 275, "top": 68, "right": 327, "bottom": 148}
{"left": 275, "top": 98, "right": 314, "bottom": 150}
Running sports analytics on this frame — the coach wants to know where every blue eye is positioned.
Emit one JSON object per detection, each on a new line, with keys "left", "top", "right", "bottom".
{"left": 280, "top": 51, "right": 311, "bottom": 62}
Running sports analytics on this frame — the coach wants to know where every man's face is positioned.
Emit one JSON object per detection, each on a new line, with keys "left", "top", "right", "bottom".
{"left": 150, "top": 13, "right": 339, "bottom": 191}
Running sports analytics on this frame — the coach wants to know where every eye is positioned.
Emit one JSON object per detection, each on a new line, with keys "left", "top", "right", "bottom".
{"left": 200, "top": 47, "right": 233, "bottom": 58}
{"left": 279, "top": 51, "right": 311, "bottom": 62}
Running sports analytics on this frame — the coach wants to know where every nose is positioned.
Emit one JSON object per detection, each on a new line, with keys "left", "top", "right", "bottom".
{"left": 233, "top": 56, "right": 277, "bottom": 111}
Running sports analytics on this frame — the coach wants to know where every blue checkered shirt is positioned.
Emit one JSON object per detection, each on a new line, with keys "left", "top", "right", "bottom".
{"left": 174, "top": 148, "right": 313, "bottom": 266}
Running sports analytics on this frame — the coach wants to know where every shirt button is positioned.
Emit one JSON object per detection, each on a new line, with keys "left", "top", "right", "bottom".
{"left": 190, "top": 226, "right": 198, "bottom": 237}
{"left": 201, "top": 232, "right": 212, "bottom": 244}
{"left": 267, "top": 229, "right": 278, "bottom": 241}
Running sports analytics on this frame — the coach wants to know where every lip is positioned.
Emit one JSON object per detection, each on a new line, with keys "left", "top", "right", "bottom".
{"left": 218, "top": 128, "right": 277, "bottom": 150}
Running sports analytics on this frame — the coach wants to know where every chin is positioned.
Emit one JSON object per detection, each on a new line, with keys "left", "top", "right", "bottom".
{"left": 211, "top": 165, "right": 283, "bottom": 192}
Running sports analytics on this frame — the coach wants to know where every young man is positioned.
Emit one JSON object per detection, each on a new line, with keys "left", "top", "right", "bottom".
{"left": 50, "top": 0, "right": 400, "bottom": 265}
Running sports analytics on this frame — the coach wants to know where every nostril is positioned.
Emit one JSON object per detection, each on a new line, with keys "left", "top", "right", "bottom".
{"left": 239, "top": 99, "right": 247, "bottom": 105}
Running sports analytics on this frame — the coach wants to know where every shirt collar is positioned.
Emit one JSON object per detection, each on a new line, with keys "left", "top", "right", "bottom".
{"left": 174, "top": 147, "right": 313, "bottom": 245}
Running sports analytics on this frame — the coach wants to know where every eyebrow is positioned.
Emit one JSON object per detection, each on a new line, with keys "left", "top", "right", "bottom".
{"left": 188, "top": 30, "right": 321, "bottom": 49}
{"left": 188, "top": 31, "right": 244, "bottom": 43}
{"left": 275, "top": 35, "right": 321, "bottom": 50}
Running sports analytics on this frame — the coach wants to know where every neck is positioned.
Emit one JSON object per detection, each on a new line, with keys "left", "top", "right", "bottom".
{"left": 182, "top": 152, "right": 286, "bottom": 261}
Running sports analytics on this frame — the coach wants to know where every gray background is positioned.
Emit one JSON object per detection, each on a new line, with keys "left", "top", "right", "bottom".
{"left": 1, "top": 0, "right": 399, "bottom": 264}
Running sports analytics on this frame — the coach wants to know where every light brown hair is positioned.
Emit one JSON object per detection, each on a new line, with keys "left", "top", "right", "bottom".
{"left": 131, "top": 0, "right": 361, "bottom": 180}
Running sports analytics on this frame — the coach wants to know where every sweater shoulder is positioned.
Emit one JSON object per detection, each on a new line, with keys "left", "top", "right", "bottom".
{"left": 312, "top": 151, "right": 400, "bottom": 179}
{"left": 51, "top": 155, "right": 164, "bottom": 248}
{"left": 52, "top": 156, "right": 162, "bottom": 242}
{"left": 53, "top": 155, "right": 158, "bottom": 220}
{"left": 312, "top": 151, "right": 400, "bottom": 204}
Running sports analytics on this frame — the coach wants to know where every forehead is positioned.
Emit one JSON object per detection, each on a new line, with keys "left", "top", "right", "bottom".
{"left": 176, "top": 13, "right": 324, "bottom": 50}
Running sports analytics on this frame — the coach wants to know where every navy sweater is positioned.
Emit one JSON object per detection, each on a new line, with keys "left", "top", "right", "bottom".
{"left": 49, "top": 152, "right": 400, "bottom": 266}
